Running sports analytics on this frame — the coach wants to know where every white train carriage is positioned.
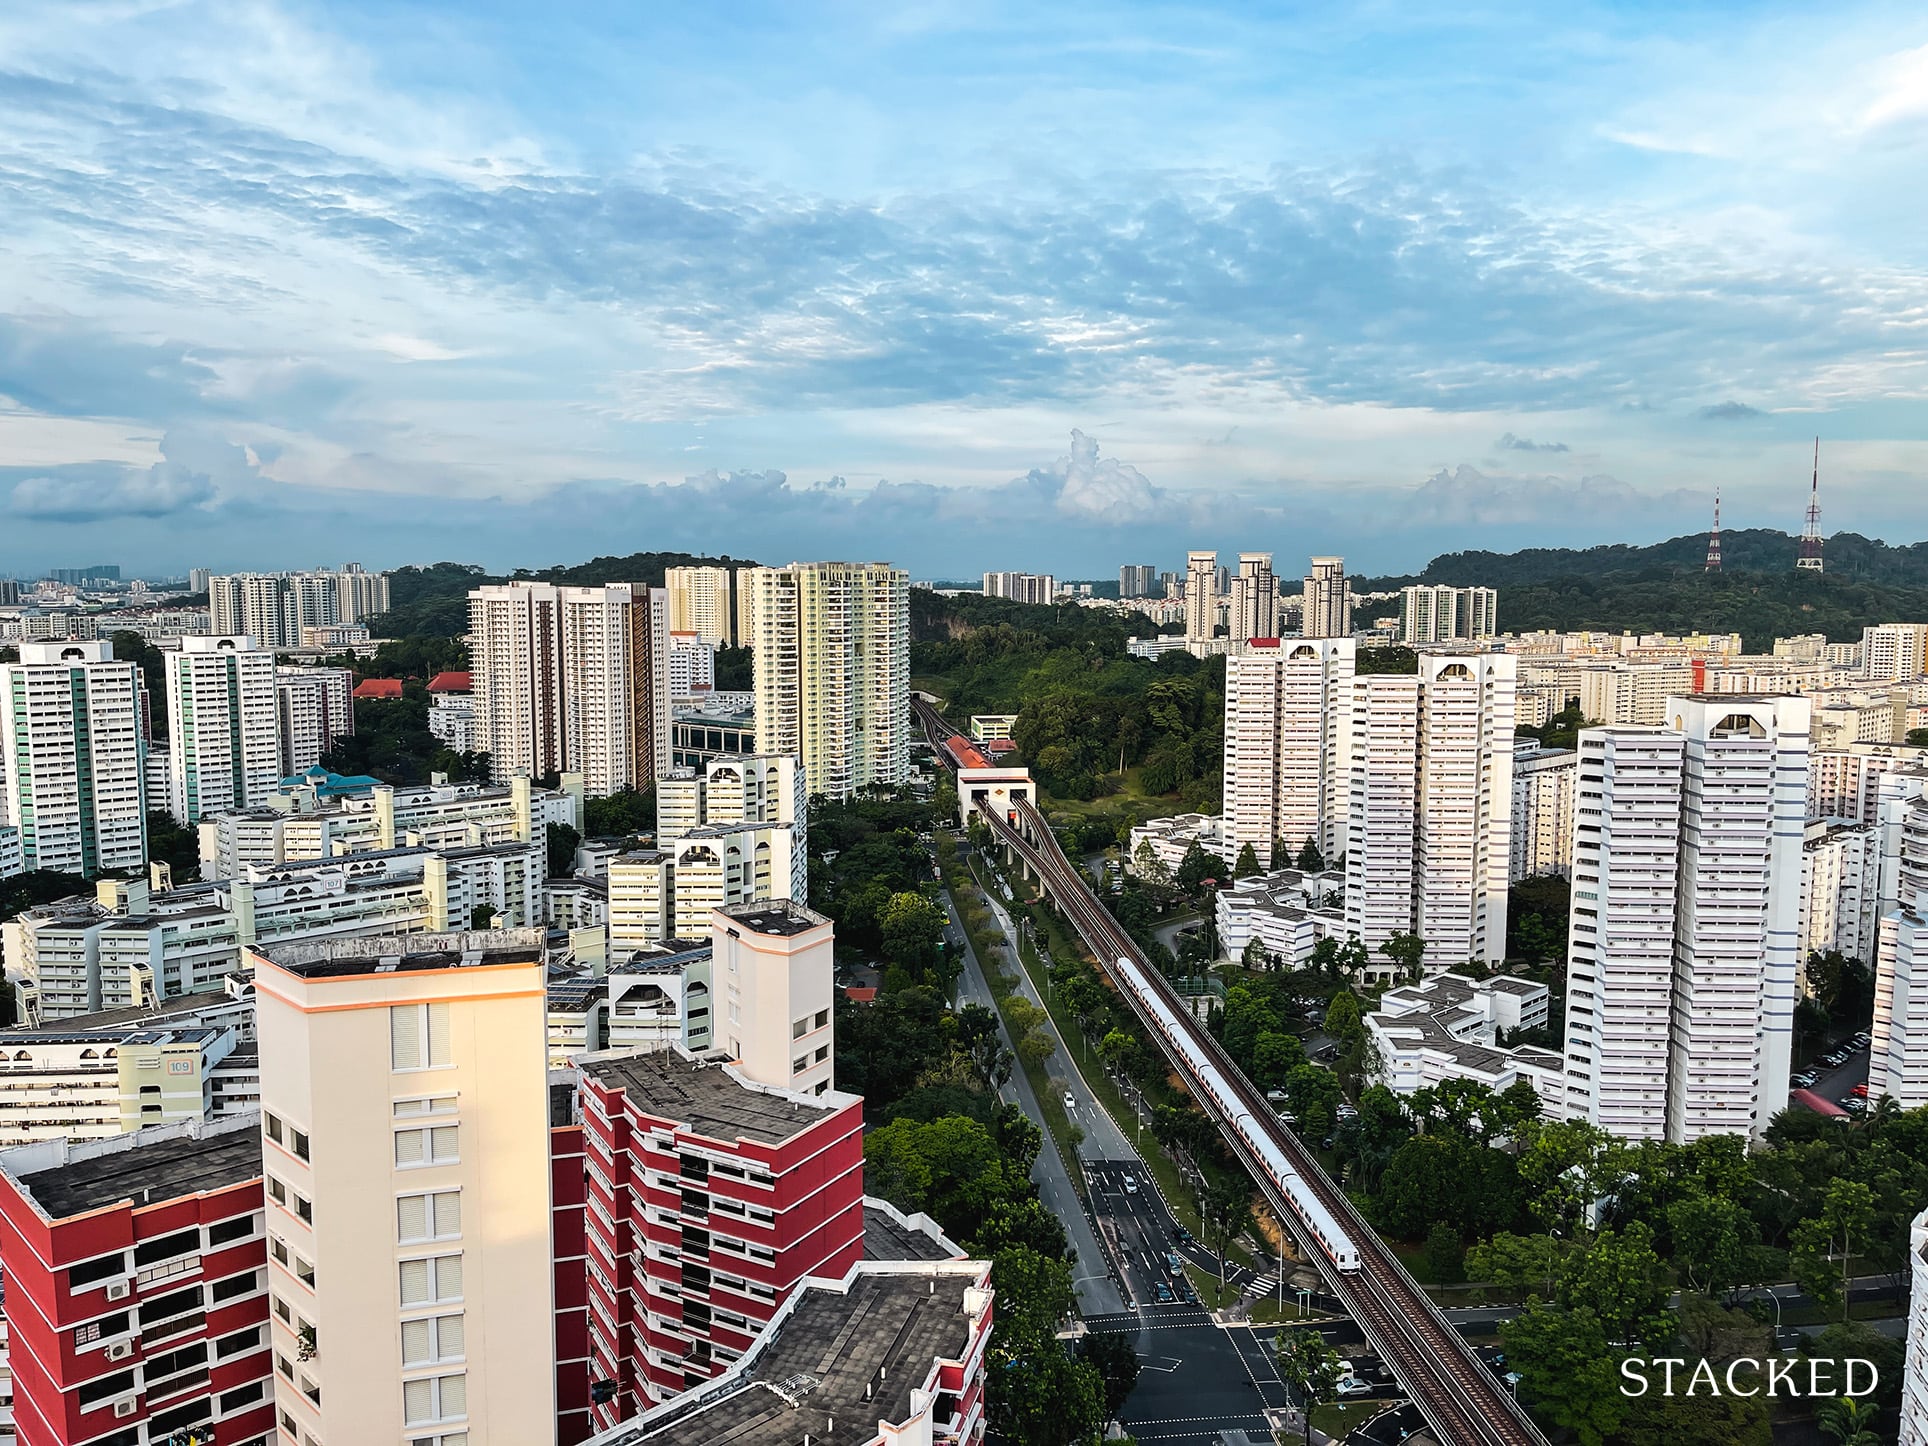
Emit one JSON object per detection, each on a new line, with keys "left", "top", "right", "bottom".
{"left": 1113, "top": 954, "right": 1363, "bottom": 1273}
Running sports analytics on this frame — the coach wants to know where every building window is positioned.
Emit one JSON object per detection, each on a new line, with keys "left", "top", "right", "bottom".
{"left": 264, "top": 1113, "right": 283, "bottom": 1145}
{"left": 814, "top": 1009, "right": 829, "bottom": 1029}
{"left": 792, "top": 1017, "right": 808, "bottom": 1040}
{"left": 401, "top": 1313, "right": 466, "bottom": 1366}
{"left": 398, "top": 1191, "right": 462, "bottom": 1244}
{"left": 403, "top": 1373, "right": 468, "bottom": 1426}
{"left": 400, "top": 1254, "right": 464, "bottom": 1307}
{"left": 396, "top": 1125, "right": 460, "bottom": 1168}
{"left": 392, "top": 1002, "right": 453, "bottom": 1071}
{"left": 395, "top": 1095, "right": 459, "bottom": 1118}
{"left": 792, "top": 1056, "right": 808, "bottom": 1076}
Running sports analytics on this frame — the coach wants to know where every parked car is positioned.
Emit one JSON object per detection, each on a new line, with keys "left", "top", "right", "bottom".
{"left": 1336, "top": 1375, "right": 1372, "bottom": 1397}
{"left": 1793, "top": 1070, "right": 1819, "bottom": 1089}
{"left": 1851, "top": 1083, "right": 1870, "bottom": 1098}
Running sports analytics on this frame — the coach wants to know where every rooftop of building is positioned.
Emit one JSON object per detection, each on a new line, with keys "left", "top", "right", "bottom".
{"left": 3, "top": 1116, "right": 262, "bottom": 1221}
{"left": 861, "top": 1198, "right": 961, "bottom": 1263}
{"left": 352, "top": 677, "right": 403, "bottom": 699}
{"left": 39, "top": 985, "right": 248, "bottom": 1032}
{"left": 608, "top": 942, "right": 713, "bottom": 974}
{"left": 608, "top": 1266, "right": 988, "bottom": 1446}
{"left": 579, "top": 1049, "right": 843, "bottom": 1146}
{"left": 716, "top": 899, "right": 830, "bottom": 938}
{"left": 426, "top": 670, "right": 472, "bottom": 693}
{"left": 262, "top": 927, "right": 547, "bottom": 980}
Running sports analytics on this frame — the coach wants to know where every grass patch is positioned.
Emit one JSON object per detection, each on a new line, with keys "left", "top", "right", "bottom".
{"left": 1311, "top": 1400, "right": 1392, "bottom": 1435}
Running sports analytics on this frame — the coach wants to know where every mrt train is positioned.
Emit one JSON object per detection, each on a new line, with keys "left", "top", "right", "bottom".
{"left": 1112, "top": 950, "right": 1362, "bottom": 1274}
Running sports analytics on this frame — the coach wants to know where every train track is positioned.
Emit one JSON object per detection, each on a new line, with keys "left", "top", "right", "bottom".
{"left": 915, "top": 700, "right": 1544, "bottom": 1446}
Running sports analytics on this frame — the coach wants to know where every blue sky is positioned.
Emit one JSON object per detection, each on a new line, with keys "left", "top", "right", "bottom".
{"left": 3, "top": 1, "right": 1926, "bottom": 579}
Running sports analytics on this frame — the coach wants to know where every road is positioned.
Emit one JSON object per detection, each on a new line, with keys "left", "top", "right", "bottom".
{"left": 944, "top": 889, "right": 1127, "bottom": 1317}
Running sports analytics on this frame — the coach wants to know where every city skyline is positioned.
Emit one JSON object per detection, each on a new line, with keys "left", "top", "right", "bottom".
{"left": 3, "top": 4, "right": 1927, "bottom": 576}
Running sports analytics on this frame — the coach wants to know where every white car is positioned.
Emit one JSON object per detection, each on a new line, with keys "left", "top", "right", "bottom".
{"left": 1336, "top": 1375, "right": 1371, "bottom": 1397}
{"left": 1063, "top": 1092, "right": 1077, "bottom": 1111}
{"left": 1123, "top": 1174, "right": 1139, "bottom": 1194}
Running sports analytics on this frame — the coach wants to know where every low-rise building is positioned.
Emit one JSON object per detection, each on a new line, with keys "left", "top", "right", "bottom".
{"left": 1366, "top": 972, "right": 1562, "bottom": 1113}
{"left": 1126, "top": 814, "right": 1227, "bottom": 879}
{"left": 1214, "top": 869, "right": 1346, "bottom": 968}
{"left": 670, "top": 697, "right": 757, "bottom": 771}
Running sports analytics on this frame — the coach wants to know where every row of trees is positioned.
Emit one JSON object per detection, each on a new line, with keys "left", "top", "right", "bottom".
{"left": 806, "top": 790, "right": 955, "bottom": 993}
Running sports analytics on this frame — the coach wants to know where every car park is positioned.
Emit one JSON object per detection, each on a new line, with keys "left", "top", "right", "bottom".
{"left": 1793, "top": 1070, "right": 1819, "bottom": 1088}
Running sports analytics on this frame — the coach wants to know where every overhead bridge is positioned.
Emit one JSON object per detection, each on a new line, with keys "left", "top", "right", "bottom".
{"left": 916, "top": 699, "right": 1547, "bottom": 1446}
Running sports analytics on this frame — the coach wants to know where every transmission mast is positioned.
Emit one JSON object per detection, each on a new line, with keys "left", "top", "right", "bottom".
{"left": 1705, "top": 489, "right": 1722, "bottom": 572}
{"left": 1796, "top": 438, "right": 1824, "bottom": 572}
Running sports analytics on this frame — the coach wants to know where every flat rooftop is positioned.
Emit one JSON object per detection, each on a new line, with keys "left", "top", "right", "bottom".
{"left": 625, "top": 1270, "right": 981, "bottom": 1445}
{"left": 14, "top": 1127, "right": 262, "bottom": 1220}
{"left": 716, "top": 899, "right": 829, "bottom": 938}
{"left": 861, "top": 1201, "right": 958, "bottom": 1263}
{"left": 44, "top": 988, "right": 244, "bottom": 1032}
{"left": 580, "top": 1051, "right": 836, "bottom": 1146}
{"left": 263, "top": 928, "right": 546, "bottom": 980}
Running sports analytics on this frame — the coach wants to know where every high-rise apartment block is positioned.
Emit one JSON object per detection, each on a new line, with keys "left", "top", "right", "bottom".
{"left": 165, "top": 636, "right": 281, "bottom": 825}
{"left": 1801, "top": 820, "right": 1880, "bottom": 964}
{"left": 1183, "top": 552, "right": 1218, "bottom": 642}
{"left": 981, "top": 572, "right": 1055, "bottom": 605}
{"left": 608, "top": 758, "right": 808, "bottom": 951}
{"left": 469, "top": 581, "right": 671, "bottom": 797}
{"left": 1223, "top": 639, "right": 1355, "bottom": 865}
{"left": 1119, "top": 563, "right": 1157, "bottom": 598}
{"left": 0, "top": 1114, "right": 274, "bottom": 1446}
{"left": 1862, "top": 623, "right": 1928, "bottom": 683}
{"left": 747, "top": 562, "right": 909, "bottom": 800}
{"left": 1510, "top": 745, "right": 1576, "bottom": 880}
{"left": 663, "top": 567, "right": 737, "bottom": 648}
{"left": 1871, "top": 780, "right": 1928, "bottom": 1107}
{"left": 1342, "top": 656, "right": 1517, "bottom": 971}
{"left": 1561, "top": 697, "right": 1810, "bottom": 1142}
{"left": 1229, "top": 553, "right": 1279, "bottom": 643}
{"left": 1, "top": 640, "right": 147, "bottom": 877}
{"left": 252, "top": 929, "right": 559, "bottom": 1446}
{"left": 208, "top": 566, "right": 389, "bottom": 649}
{"left": 1399, "top": 585, "right": 1498, "bottom": 644}
{"left": 667, "top": 633, "right": 715, "bottom": 702}
{"left": 1301, "top": 557, "right": 1352, "bottom": 639}
{"left": 275, "top": 666, "right": 355, "bottom": 776}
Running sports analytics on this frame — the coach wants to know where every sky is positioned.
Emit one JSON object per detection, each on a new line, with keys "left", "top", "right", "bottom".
{"left": 2, "top": 1, "right": 1927, "bottom": 581}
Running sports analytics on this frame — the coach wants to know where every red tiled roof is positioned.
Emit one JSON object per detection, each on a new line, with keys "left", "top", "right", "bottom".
{"left": 353, "top": 678, "right": 404, "bottom": 699}
{"left": 842, "top": 986, "right": 879, "bottom": 1004}
{"left": 427, "top": 671, "right": 473, "bottom": 693}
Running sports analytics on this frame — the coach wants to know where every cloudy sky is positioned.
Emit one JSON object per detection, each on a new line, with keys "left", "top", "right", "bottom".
{"left": 3, "top": 1, "right": 1926, "bottom": 580}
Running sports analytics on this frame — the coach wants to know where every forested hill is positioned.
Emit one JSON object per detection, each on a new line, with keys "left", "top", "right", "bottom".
{"left": 1357, "top": 529, "right": 1928, "bottom": 651}
{"left": 1366, "top": 528, "right": 1928, "bottom": 590}
{"left": 374, "top": 551, "right": 759, "bottom": 638}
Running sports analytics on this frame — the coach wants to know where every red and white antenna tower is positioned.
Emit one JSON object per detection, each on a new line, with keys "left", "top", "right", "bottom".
{"left": 1705, "top": 489, "right": 1722, "bottom": 572}
{"left": 1796, "top": 438, "right": 1824, "bottom": 572}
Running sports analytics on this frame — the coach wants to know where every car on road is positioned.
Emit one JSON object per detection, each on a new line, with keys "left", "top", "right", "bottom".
{"left": 1171, "top": 1226, "right": 1193, "bottom": 1245}
{"left": 1122, "top": 1174, "right": 1139, "bottom": 1194}
{"left": 1179, "top": 1285, "right": 1197, "bottom": 1304}
{"left": 1063, "top": 1092, "right": 1077, "bottom": 1111}
{"left": 1155, "top": 1283, "right": 1175, "bottom": 1303}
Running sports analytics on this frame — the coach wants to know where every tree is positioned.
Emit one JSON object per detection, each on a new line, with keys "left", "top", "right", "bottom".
{"left": 1240, "top": 937, "right": 1272, "bottom": 971}
{"left": 1252, "top": 1031, "right": 1307, "bottom": 1089}
{"left": 1322, "top": 991, "right": 1363, "bottom": 1048}
{"left": 1791, "top": 1178, "right": 1877, "bottom": 1324}
{"left": 1467, "top": 1232, "right": 1571, "bottom": 1299}
{"left": 545, "top": 821, "right": 581, "bottom": 878}
{"left": 1197, "top": 1181, "right": 1249, "bottom": 1290}
{"left": 469, "top": 902, "right": 496, "bottom": 929}
{"left": 1908, "top": 727, "right": 1928, "bottom": 748}
{"left": 1295, "top": 837, "right": 1324, "bottom": 872}
{"left": 1558, "top": 1222, "right": 1674, "bottom": 1350}
{"left": 1175, "top": 841, "right": 1216, "bottom": 894}
{"left": 1273, "top": 1329, "right": 1345, "bottom": 1446}
{"left": 1283, "top": 1064, "right": 1342, "bottom": 1140}
{"left": 987, "top": 1247, "right": 1107, "bottom": 1446}
{"left": 1499, "top": 1301, "right": 1626, "bottom": 1446}
{"left": 1233, "top": 842, "right": 1261, "bottom": 878}
{"left": 1132, "top": 839, "right": 1173, "bottom": 890}
{"left": 1818, "top": 1396, "right": 1883, "bottom": 1446}
{"left": 1077, "top": 1331, "right": 1140, "bottom": 1422}
{"left": 583, "top": 785, "right": 655, "bottom": 837}
{"left": 1270, "top": 837, "right": 1288, "bottom": 870}
{"left": 879, "top": 891, "right": 949, "bottom": 985}
{"left": 144, "top": 810, "right": 199, "bottom": 883}
{"left": 1667, "top": 1195, "right": 1764, "bottom": 1300}
{"left": 1424, "top": 1224, "right": 1465, "bottom": 1283}
{"left": 1378, "top": 931, "right": 1426, "bottom": 982}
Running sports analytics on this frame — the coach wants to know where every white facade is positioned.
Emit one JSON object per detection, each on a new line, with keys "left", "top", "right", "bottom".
{"left": 712, "top": 900, "right": 837, "bottom": 1095}
{"left": 1223, "top": 639, "right": 1355, "bottom": 866}
{"left": 1400, "top": 585, "right": 1499, "bottom": 644}
{"left": 1810, "top": 745, "right": 1928, "bottom": 824}
{"left": 1214, "top": 869, "right": 1346, "bottom": 968}
{"left": 428, "top": 694, "right": 477, "bottom": 753}
{"left": 7, "top": 843, "right": 545, "bottom": 1019}
{"left": 469, "top": 581, "right": 671, "bottom": 796}
{"left": 252, "top": 929, "right": 558, "bottom": 1446}
{"left": 1510, "top": 746, "right": 1576, "bottom": 881}
{"left": 276, "top": 665, "right": 355, "bottom": 775}
{"left": 1301, "top": 557, "right": 1351, "bottom": 640}
{"left": 1561, "top": 697, "right": 1811, "bottom": 1144}
{"left": 608, "top": 756, "right": 808, "bottom": 950}
{"left": 1345, "top": 675, "right": 1420, "bottom": 954}
{"left": 748, "top": 562, "right": 910, "bottom": 800}
{"left": 1863, "top": 623, "right": 1928, "bottom": 683}
{"left": 668, "top": 631, "right": 716, "bottom": 702}
{"left": 0, "top": 640, "right": 146, "bottom": 877}
{"left": 1367, "top": 972, "right": 1562, "bottom": 1113}
{"left": 1184, "top": 551, "right": 1218, "bottom": 642}
{"left": 664, "top": 565, "right": 738, "bottom": 647}
{"left": 982, "top": 571, "right": 1056, "bottom": 605}
{"left": 1871, "top": 782, "right": 1928, "bottom": 1107}
{"left": 1228, "top": 553, "right": 1278, "bottom": 643}
{"left": 1126, "top": 813, "right": 1227, "bottom": 880}
{"left": 1578, "top": 663, "right": 1697, "bottom": 726}
{"left": 165, "top": 635, "right": 281, "bottom": 824}
{"left": 1801, "top": 821, "right": 1880, "bottom": 964}
{"left": 208, "top": 566, "right": 389, "bottom": 648}
{"left": 0, "top": 825, "right": 21, "bottom": 880}
{"left": 1903, "top": 1206, "right": 1928, "bottom": 1446}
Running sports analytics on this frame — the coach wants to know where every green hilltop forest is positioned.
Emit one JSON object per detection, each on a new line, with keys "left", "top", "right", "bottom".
{"left": 1360, "top": 527, "right": 1928, "bottom": 652}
